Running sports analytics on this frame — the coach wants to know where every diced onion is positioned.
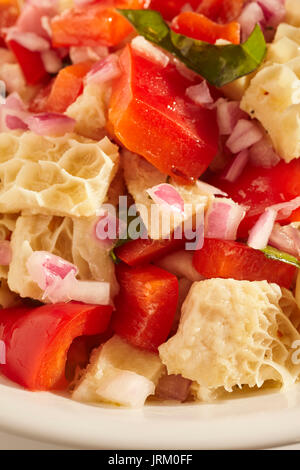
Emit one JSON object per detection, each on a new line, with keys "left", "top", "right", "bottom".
{"left": 238, "top": 2, "right": 265, "bottom": 41}
{"left": 216, "top": 99, "right": 248, "bottom": 135}
{"left": 86, "top": 54, "right": 121, "bottom": 85}
{"left": 257, "top": 0, "right": 286, "bottom": 28}
{"left": 269, "top": 223, "right": 300, "bottom": 258}
{"left": 131, "top": 36, "right": 170, "bottom": 68}
{"left": 186, "top": 81, "right": 213, "bottom": 106}
{"left": 247, "top": 209, "right": 277, "bottom": 250}
{"left": 226, "top": 119, "right": 263, "bottom": 154}
{"left": 268, "top": 197, "right": 300, "bottom": 221}
{"left": 224, "top": 149, "right": 249, "bottom": 183}
{"left": 41, "top": 50, "right": 62, "bottom": 74}
{"left": 26, "top": 113, "right": 76, "bottom": 136}
{"left": 205, "top": 198, "right": 245, "bottom": 240}
{"left": 249, "top": 137, "right": 280, "bottom": 168}
{"left": 146, "top": 184, "right": 185, "bottom": 214}
{"left": 6, "top": 29, "right": 50, "bottom": 52}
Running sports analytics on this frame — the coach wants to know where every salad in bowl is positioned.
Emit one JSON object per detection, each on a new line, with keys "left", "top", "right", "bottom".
{"left": 0, "top": 0, "right": 300, "bottom": 409}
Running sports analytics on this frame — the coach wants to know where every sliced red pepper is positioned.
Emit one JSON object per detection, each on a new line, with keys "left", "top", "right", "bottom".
{"left": 46, "top": 61, "right": 93, "bottom": 113}
{"left": 51, "top": 3, "right": 134, "bottom": 48}
{"left": 193, "top": 239, "right": 297, "bottom": 288}
{"left": 0, "top": 302, "right": 112, "bottom": 390}
{"left": 108, "top": 45, "right": 219, "bottom": 184}
{"left": 0, "top": 0, "right": 19, "bottom": 47}
{"left": 148, "top": 0, "right": 202, "bottom": 21}
{"left": 7, "top": 39, "right": 49, "bottom": 85}
{"left": 172, "top": 12, "right": 240, "bottom": 44}
{"left": 197, "top": 0, "right": 245, "bottom": 24}
{"left": 113, "top": 264, "right": 179, "bottom": 351}
{"left": 209, "top": 159, "right": 300, "bottom": 238}
{"left": 115, "top": 236, "right": 186, "bottom": 267}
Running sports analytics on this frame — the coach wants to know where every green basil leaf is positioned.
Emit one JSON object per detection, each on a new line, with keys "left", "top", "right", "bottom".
{"left": 118, "top": 9, "right": 267, "bottom": 87}
{"left": 262, "top": 246, "right": 300, "bottom": 269}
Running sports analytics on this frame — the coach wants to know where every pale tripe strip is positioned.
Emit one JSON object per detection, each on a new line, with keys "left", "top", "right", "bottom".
{"left": 159, "top": 279, "right": 300, "bottom": 400}
{"left": 241, "top": 63, "right": 300, "bottom": 162}
{"left": 66, "top": 83, "right": 111, "bottom": 141}
{"left": 73, "top": 335, "right": 164, "bottom": 407}
{"left": 0, "top": 131, "right": 119, "bottom": 217}
{"left": 0, "top": 214, "right": 17, "bottom": 279}
{"left": 122, "top": 151, "right": 211, "bottom": 239}
{"left": 8, "top": 214, "right": 118, "bottom": 301}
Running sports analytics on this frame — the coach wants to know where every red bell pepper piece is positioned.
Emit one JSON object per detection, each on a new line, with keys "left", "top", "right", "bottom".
{"left": 7, "top": 39, "right": 49, "bottom": 85}
{"left": 0, "top": 0, "right": 19, "bottom": 47}
{"left": 197, "top": 0, "right": 245, "bottom": 24}
{"left": 193, "top": 239, "right": 297, "bottom": 288}
{"left": 46, "top": 61, "right": 93, "bottom": 113}
{"left": 210, "top": 159, "right": 300, "bottom": 238}
{"left": 115, "top": 236, "right": 186, "bottom": 267}
{"left": 148, "top": 0, "right": 202, "bottom": 21}
{"left": 51, "top": 3, "right": 134, "bottom": 48}
{"left": 108, "top": 45, "right": 219, "bottom": 184}
{"left": 0, "top": 302, "right": 112, "bottom": 390}
{"left": 172, "top": 12, "right": 240, "bottom": 44}
{"left": 113, "top": 264, "right": 179, "bottom": 351}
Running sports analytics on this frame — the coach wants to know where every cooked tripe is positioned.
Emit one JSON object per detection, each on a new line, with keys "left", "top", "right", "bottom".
{"left": 159, "top": 279, "right": 300, "bottom": 399}
{"left": 0, "top": 131, "right": 119, "bottom": 217}
{"left": 123, "top": 151, "right": 211, "bottom": 239}
{"left": 73, "top": 335, "right": 164, "bottom": 408}
{"left": 8, "top": 214, "right": 118, "bottom": 301}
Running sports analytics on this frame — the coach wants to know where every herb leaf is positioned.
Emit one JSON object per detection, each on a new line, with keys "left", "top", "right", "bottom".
{"left": 118, "top": 9, "right": 267, "bottom": 87}
{"left": 262, "top": 246, "right": 300, "bottom": 269}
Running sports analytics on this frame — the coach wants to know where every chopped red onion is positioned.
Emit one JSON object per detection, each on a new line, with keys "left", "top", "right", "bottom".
{"left": 6, "top": 29, "right": 50, "bottom": 52}
{"left": 268, "top": 197, "right": 300, "bottom": 221}
{"left": 226, "top": 119, "right": 263, "bottom": 154}
{"left": 6, "top": 114, "right": 29, "bottom": 130}
{"left": 16, "top": 0, "right": 57, "bottom": 39}
{"left": 41, "top": 50, "right": 62, "bottom": 74}
{"left": 238, "top": 2, "right": 265, "bottom": 41}
{"left": 196, "top": 180, "right": 228, "bottom": 196}
{"left": 26, "top": 251, "right": 110, "bottom": 305}
{"left": 131, "top": 36, "right": 170, "bottom": 68}
{"left": 247, "top": 208, "right": 277, "bottom": 250}
{"left": 269, "top": 223, "right": 300, "bottom": 258}
{"left": 249, "top": 137, "right": 280, "bottom": 168}
{"left": 0, "top": 93, "right": 29, "bottom": 131}
{"left": 86, "top": 54, "right": 121, "bottom": 85}
{"left": 147, "top": 184, "right": 185, "bottom": 214}
{"left": 155, "top": 374, "right": 192, "bottom": 402}
{"left": 205, "top": 198, "right": 245, "bottom": 240}
{"left": 26, "top": 113, "right": 76, "bottom": 136}
{"left": 256, "top": 0, "right": 286, "bottom": 28}
{"left": 224, "top": 149, "right": 249, "bottom": 183}
{"left": 216, "top": 100, "right": 248, "bottom": 135}
{"left": 186, "top": 81, "right": 214, "bottom": 106}
{"left": 70, "top": 45, "right": 108, "bottom": 64}
{"left": 0, "top": 240, "right": 12, "bottom": 266}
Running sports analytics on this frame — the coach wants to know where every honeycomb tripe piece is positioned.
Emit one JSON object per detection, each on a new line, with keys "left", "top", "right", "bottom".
{"left": 122, "top": 151, "right": 211, "bottom": 240}
{"left": 0, "top": 213, "right": 17, "bottom": 279}
{"left": 66, "top": 83, "right": 111, "bottom": 141}
{"left": 159, "top": 279, "right": 300, "bottom": 400}
{"left": 8, "top": 214, "right": 118, "bottom": 301}
{"left": 72, "top": 335, "right": 165, "bottom": 407}
{"left": 241, "top": 63, "right": 300, "bottom": 162}
{"left": 0, "top": 131, "right": 119, "bottom": 217}
{"left": 285, "top": 0, "right": 300, "bottom": 27}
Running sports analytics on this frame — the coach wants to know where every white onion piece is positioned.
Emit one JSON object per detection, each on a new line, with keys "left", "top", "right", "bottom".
{"left": 195, "top": 180, "right": 228, "bottom": 196}
{"left": 41, "top": 50, "right": 62, "bottom": 74}
{"left": 268, "top": 197, "right": 300, "bottom": 221}
{"left": 205, "top": 198, "right": 245, "bottom": 240}
{"left": 257, "top": 0, "right": 286, "bottom": 28}
{"left": 186, "top": 81, "right": 213, "bottom": 106}
{"left": 224, "top": 150, "right": 249, "bottom": 183}
{"left": 216, "top": 100, "right": 248, "bottom": 135}
{"left": 16, "top": 0, "right": 57, "bottom": 38}
{"left": 238, "top": 2, "right": 265, "bottom": 41}
{"left": 249, "top": 137, "right": 280, "bottom": 168}
{"left": 0, "top": 240, "right": 12, "bottom": 266}
{"left": 26, "top": 113, "right": 76, "bottom": 136}
{"left": 70, "top": 45, "right": 108, "bottom": 64}
{"left": 226, "top": 119, "right": 263, "bottom": 154}
{"left": 86, "top": 54, "right": 121, "bottom": 85}
{"left": 27, "top": 251, "right": 110, "bottom": 305}
{"left": 269, "top": 223, "right": 300, "bottom": 258}
{"left": 147, "top": 184, "right": 185, "bottom": 214}
{"left": 247, "top": 209, "right": 277, "bottom": 250}
{"left": 155, "top": 374, "right": 191, "bottom": 402}
{"left": 131, "top": 36, "right": 170, "bottom": 68}
{"left": 6, "top": 29, "right": 50, "bottom": 52}
{"left": 96, "top": 369, "right": 155, "bottom": 408}
{"left": 6, "top": 114, "right": 28, "bottom": 130}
